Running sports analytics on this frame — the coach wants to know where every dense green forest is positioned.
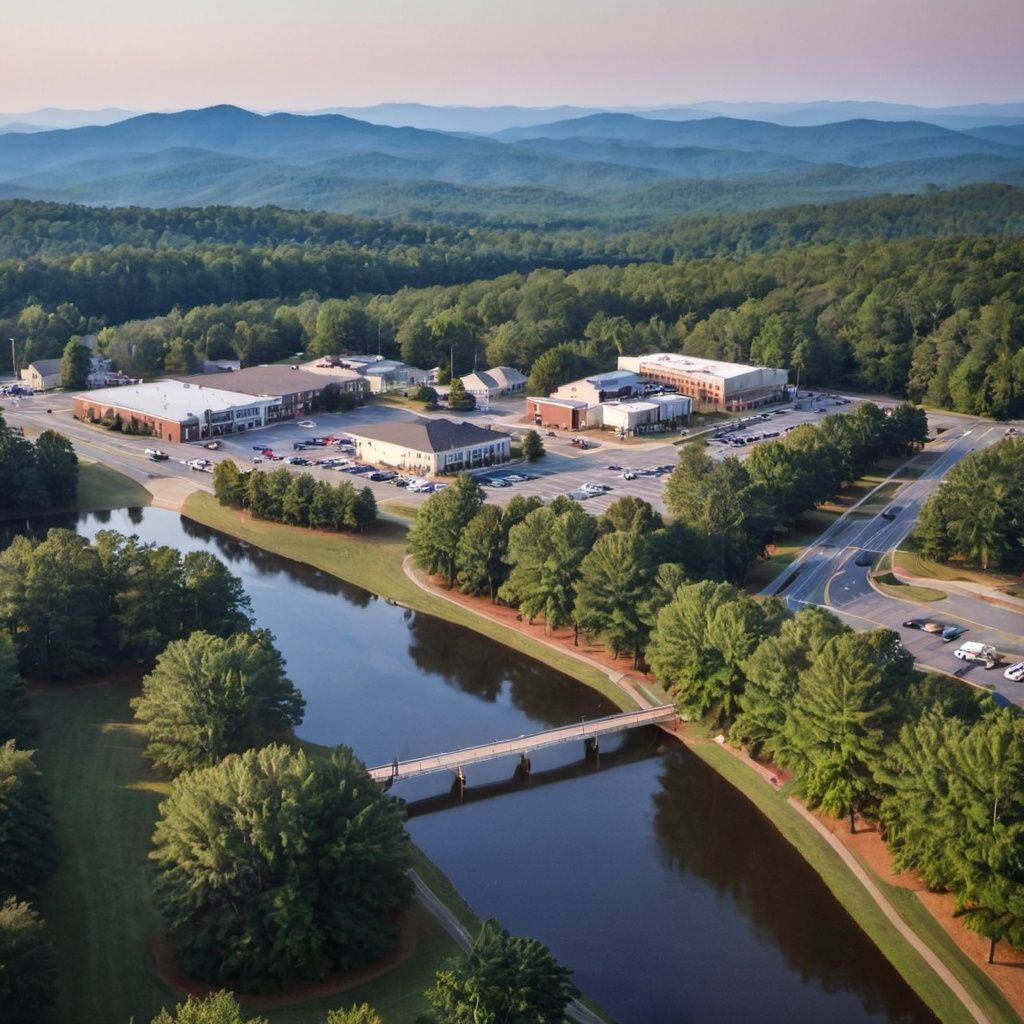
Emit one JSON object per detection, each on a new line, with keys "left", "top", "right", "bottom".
{"left": 3, "top": 187, "right": 1023, "bottom": 416}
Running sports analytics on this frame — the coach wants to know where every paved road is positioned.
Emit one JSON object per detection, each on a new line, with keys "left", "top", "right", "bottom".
{"left": 762, "top": 419, "right": 1024, "bottom": 703}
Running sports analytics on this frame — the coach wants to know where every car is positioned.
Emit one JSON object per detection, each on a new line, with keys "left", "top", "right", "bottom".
{"left": 1003, "top": 662, "right": 1024, "bottom": 682}
{"left": 581, "top": 482, "right": 610, "bottom": 495}
{"left": 297, "top": 420, "right": 316, "bottom": 428}
{"left": 144, "top": 448, "right": 169, "bottom": 460}
{"left": 622, "top": 470, "right": 637, "bottom": 480}
{"left": 369, "top": 471, "right": 397, "bottom": 481}
{"left": 853, "top": 551, "right": 875, "bottom": 567}
{"left": 393, "top": 478, "right": 410, "bottom": 488}
{"left": 504, "top": 474, "right": 530, "bottom": 483}
{"left": 902, "top": 619, "right": 945, "bottom": 633}
{"left": 252, "top": 444, "right": 269, "bottom": 451}
{"left": 251, "top": 454, "right": 266, "bottom": 463}
{"left": 942, "top": 624, "right": 968, "bottom": 643}
{"left": 188, "top": 458, "right": 212, "bottom": 471}
{"left": 880, "top": 507, "right": 902, "bottom": 521}
{"left": 203, "top": 440, "right": 221, "bottom": 450}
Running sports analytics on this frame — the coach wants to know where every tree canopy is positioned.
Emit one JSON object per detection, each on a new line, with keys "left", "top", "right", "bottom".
{"left": 151, "top": 743, "right": 412, "bottom": 988}
{"left": 132, "top": 630, "right": 305, "bottom": 775}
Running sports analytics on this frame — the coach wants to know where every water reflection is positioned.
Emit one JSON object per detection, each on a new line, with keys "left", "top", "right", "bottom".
{"left": 652, "top": 747, "right": 934, "bottom": 1022}
{"left": 3, "top": 508, "right": 938, "bottom": 1024}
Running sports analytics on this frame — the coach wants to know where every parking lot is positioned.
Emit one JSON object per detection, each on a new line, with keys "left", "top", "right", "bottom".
{"left": 174, "top": 390, "right": 909, "bottom": 516}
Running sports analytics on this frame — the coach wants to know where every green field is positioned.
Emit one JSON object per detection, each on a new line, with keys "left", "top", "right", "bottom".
{"left": 74, "top": 461, "right": 152, "bottom": 512}
{"left": 28, "top": 674, "right": 456, "bottom": 1024}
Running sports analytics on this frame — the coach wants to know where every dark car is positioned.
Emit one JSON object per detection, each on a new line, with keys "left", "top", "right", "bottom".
{"left": 203, "top": 440, "right": 220, "bottom": 450}
{"left": 853, "top": 551, "right": 875, "bottom": 567}
{"left": 368, "top": 471, "right": 396, "bottom": 481}
{"left": 880, "top": 507, "right": 902, "bottom": 521}
{"left": 942, "top": 624, "right": 967, "bottom": 643}
{"left": 148, "top": 452, "right": 169, "bottom": 462}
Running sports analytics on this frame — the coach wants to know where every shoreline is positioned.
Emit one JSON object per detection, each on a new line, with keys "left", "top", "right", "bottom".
{"left": 81, "top": 490, "right": 1021, "bottom": 1024}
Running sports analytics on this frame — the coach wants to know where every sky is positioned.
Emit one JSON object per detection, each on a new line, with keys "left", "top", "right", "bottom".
{"left": 3, "top": 0, "right": 1022, "bottom": 112}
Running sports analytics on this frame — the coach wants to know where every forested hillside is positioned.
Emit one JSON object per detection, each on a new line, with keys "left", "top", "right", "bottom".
{"left": 2, "top": 190, "right": 1022, "bottom": 418}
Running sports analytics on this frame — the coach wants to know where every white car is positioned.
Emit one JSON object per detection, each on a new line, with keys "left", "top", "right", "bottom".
{"left": 297, "top": 420, "right": 316, "bottom": 428}
{"left": 251, "top": 455, "right": 266, "bottom": 464}
{"left": 1004, "top": 662, "right": 1024, "bottom": 682}
{"left": 581, "top": 482, "right": 608, "bottom": 495}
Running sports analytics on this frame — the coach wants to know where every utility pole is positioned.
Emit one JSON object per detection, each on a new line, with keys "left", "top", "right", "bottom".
{"left": 9, "top": 338, "right": 16, "bottom": 379}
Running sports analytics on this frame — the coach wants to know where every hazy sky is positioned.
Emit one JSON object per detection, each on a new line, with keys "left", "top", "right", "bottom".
{"left": 4, "top": 0, "right": 1022, "bottom": 111}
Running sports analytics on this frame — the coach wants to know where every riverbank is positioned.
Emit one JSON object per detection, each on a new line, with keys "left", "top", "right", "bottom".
{"left": 180, "top": 493, "right": 1022, "bottom": 1024}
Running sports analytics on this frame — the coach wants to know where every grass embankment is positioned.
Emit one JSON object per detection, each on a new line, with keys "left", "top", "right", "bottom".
{"left": 873, "top": 572, "right": 948, "bottom": 603}
{"left": 75, "top": 461, "right": 152, "bottom": 511}
{"left": 182, "top": 493, "right": 623, "bottom": 708}
{"left": 894, "top": 550, "right": 1020, "bottom": 591}
{"left": 691, "top": 741, "right": 1018, "bottom": 1024}
{"left": 29, "top": 674, "right": 456, "bottom": 1024}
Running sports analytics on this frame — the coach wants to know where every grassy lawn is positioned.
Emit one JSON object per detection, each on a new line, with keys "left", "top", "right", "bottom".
{"left": 872, "top": 571, "right": 947, "bottom": 603}
{"left": 893, "top": 550, "right": 1019, "bottom": 589}
{"left": 74, "top": 461, "right": 152, "bottom": 512}
{"left": 183, "top": 494, "right": 626, "bottom": 709}
{"left": 690, "top": 742, "right": 1016, "bottom": 1024}
{"left": 745, "top": 533, "right": 818, "bottom": 592}
{"left": 28, "top": 673, "right": 458, "bottom": 1024}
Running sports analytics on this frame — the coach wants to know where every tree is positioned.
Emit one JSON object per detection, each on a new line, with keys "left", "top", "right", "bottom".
{"left": 353, "top": 486, "right": 378, "bottom": 531}
{"left": 59, "top": 339, "right": 91, "bottom": 389}
{"left": 151, "top": 990, "right": 268, "bottom": 1024}
{"left": 212, "top": 460, "right": 247, "bottom": 507}
{"left": 323, "top": 1006, "right": 384, "bottom": 1024}
{"left": 446, "top": 376, "right": 476, "bottom": 412}
{"left": 32, "top": 431, "right": 78, "bottom": 506}
{"left": 426, "top": 918, "right": 579, "bottom": 1024}
{"left": 574, "top": 530, "right": 653, "bottom": 666}
{"left": 0, "top": 897, "right": 57, "bottom": 1024}
{"left": 151, "top": 744, "right": 412, "bottom": 988}
{"left": 521, "top": 429, "right": 545, "bottom": 461}
{"left": 0, "top": 741, "right": 56, "bottom": 893}
{"left": 455, "top": 505, "right": 505, "bottom": 601}
{"left": 409, "top": 474, "right": 484, "bottom": 586}
{"left": 0, "top": 530, "right": 108, "bottom": 680}
{"left": 779, "top": 633, "right": 888, "bottom": 831}
{"left": 132, "top": 630, "right": 305, "bottom": 775}
{"left": 413, "top": 384, "right": 439, "bottom": 406}
{"left": 0, "top": 413, "right": 46, "bottom": 515}
{"left": 732, "top": 606, "right": 847, "bottom": 756}
{"left": 180, "top": 551, "right": 253, "bottom": 637}
{"left": 0, "top": 634, "right": 29, "bottom": 744}
{"left": 282, "top": 473, "right": 317, "bottom": 526}
{"left": 500, "top": 500, "right": 597, "bottom": 632}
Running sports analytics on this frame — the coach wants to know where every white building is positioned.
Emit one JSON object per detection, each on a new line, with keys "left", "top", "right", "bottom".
{"left": 346, "top": 417, "right": 511, "bottom": 476}
{"left": 460, "top": 366, "right": 528, "bottom": 401}
{"left": 551, "top": 370, "right": 642, "bottom": 406}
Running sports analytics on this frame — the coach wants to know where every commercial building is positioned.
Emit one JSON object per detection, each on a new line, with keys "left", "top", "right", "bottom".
{"left": 346, "top": 417, "right": 511, "bottom": 476}
{"left": 617, "top": 353, "right": 788, "bottom": 410}
{"left": 174, "top": 365, "right": 329, "bottom": 421}
{"left": 337, "top": 355, "right": 434, "bottom": 394}
{"left": 526, "top": 396, "right": 593, "bottom": 432}
{"left": 21, "top": 359, "right": 62, "bottom": 391}
{"left": 460, "top": 366, "right": 528, "bottom": 401}
{"left": 74, "top": 381, "right": 278, "bottom": 443}
{"left": 551, "top": 370, "right": 642, "bottom": 406}
{"left": 298, "top": 359, "right": 369, "bottom": 394}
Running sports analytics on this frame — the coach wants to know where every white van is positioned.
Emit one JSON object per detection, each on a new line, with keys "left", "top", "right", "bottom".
{"left": 954, "top": 642, "right": 999, "bottom": 667}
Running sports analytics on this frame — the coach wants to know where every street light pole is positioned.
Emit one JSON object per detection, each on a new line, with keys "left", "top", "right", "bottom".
{"left": 8, "top": 338, "right": 16, "bottom": 379}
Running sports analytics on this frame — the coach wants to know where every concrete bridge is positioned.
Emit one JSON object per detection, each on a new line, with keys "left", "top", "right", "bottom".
{"left": 368, "top": 705, "right": 679, "bottom": 788}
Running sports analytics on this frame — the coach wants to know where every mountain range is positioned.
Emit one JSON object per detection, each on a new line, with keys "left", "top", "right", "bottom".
{"left": 0, "top": 104, "right": 1021, "bottom": 224}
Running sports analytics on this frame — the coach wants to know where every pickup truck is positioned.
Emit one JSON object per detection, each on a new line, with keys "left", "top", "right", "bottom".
{"left": 954, "top": 642, "right": 999, "bottom": 668}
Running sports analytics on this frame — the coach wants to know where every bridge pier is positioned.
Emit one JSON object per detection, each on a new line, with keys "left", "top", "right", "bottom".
{"left": 450, "top": 765, "right": 466, "bottom": 802}
{"left": 516, "top": 753, "right": 532, "bottom": 780}
{"left": 584, "top": 736, "right": 600, "bottom": 761}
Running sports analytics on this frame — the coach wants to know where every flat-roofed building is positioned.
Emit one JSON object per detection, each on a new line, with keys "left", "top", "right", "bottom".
{"left": 551, "top": 370, "right": 642, "bottom": 406}
{"left": 599, "top": 400, "right": 660, "bottom": 433}
{"left": 526, "top": 396, "right": 594, "bottom": 432}
{"left": 174, "top": 365, "right": 328, "bottom": 421}
{"left": 617, "top": 353, "right": 787, "bottom": 410}
{"left": 346, "top": 417, "right": 511, "bottom": 476}
{"left": 74, "top": 381, "right": 278, "bottom": 443}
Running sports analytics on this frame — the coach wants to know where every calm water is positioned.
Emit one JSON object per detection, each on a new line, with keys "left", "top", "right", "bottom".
{"left": 13, "top": 508, "right": 936, "bottom": 1023}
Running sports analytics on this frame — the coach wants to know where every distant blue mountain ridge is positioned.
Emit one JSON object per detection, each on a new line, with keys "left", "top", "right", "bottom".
{"left": 0, "top": 104, "right": 1020, "bottom": 223}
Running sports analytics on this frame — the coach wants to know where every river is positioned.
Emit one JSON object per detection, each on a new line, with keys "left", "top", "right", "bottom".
{"left": 21, "top": 508, "right": 936, "bottom": 1023}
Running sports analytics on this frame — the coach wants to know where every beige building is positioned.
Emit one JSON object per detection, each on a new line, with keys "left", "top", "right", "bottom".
{"left": 617, "top": 353, "right": 788, "bottom": 410}
{"left": 460, "top": 366, "right": 528, "bottom": 401}
{"left": 346, "top": 417, "right": 511, "bottom": 476}
{"left": 21, "top": 359, "right": 62, "bottom": 391}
